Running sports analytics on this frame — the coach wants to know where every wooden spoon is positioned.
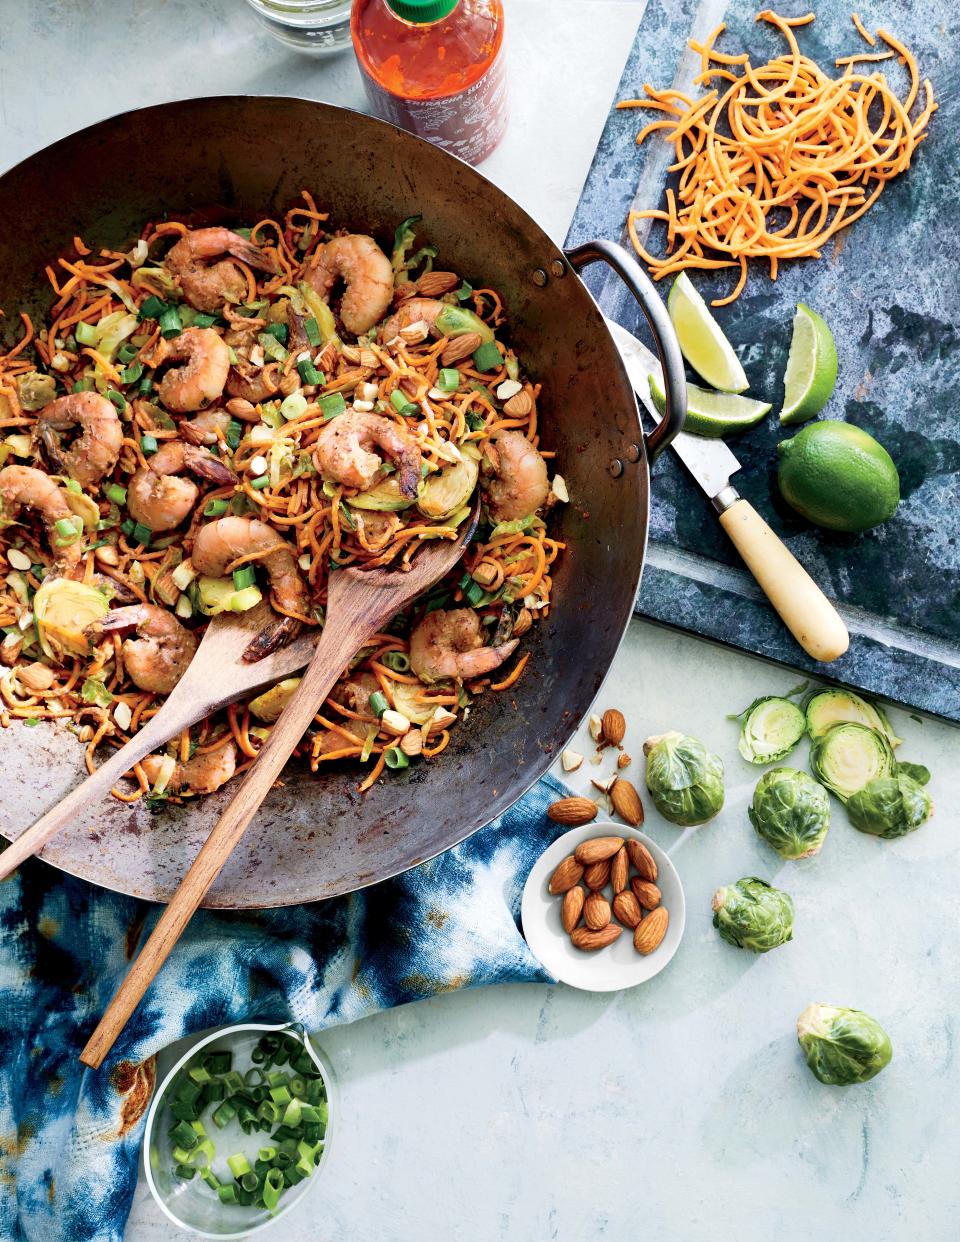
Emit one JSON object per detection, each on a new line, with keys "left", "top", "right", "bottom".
{"left": 79, "top": 504, "right": 480, "bottom": 1068}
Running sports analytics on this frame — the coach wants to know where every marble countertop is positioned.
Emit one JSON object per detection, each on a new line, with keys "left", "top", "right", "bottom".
{"left": 3, "top": 2, "right": 957, "bottom": 1239}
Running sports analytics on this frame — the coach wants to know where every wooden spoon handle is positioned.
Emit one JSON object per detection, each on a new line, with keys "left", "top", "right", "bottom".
{"left": 79, "top": 619, "right": 362, "bottom": 1069}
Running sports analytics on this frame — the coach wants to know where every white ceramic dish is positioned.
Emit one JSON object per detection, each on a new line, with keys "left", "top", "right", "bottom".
{"left": 144, "top": 1021, "right": 336, "bottom": 1239}
{"left": 521, "top": 823, "right": 685, "bottom": 992}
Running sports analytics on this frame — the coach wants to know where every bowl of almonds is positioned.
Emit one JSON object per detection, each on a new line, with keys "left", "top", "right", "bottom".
{"left": 520, "top": 823, "right": 685, "bottom": 992}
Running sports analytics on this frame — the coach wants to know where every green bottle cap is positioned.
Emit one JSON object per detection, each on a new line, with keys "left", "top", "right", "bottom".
{"left": 387, "top": 0, "right": 460, "bottom": 23}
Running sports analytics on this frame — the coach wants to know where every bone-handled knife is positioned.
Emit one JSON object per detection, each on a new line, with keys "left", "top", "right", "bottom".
{"left": 607, "top": 317, "right": 849, "bottom": 664}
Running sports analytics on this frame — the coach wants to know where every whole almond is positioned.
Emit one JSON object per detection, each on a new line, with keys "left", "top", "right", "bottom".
{"left": 561, "top": 885, "right": 585, "bottom": 933}
{"left": 440, "top": 332, "right": 482, "bottom": 366}
{"left": 503, "top": 389, "right": 533, "bottom": 417}
{"left": 417, "top": 270, "right": 459, "bottom": 296}
{"left": 634, "top": 907, "right": 669, "bottom": 955}
{"left": 626, "top": 838, "right": 658, "bottom": 883}
{"left": 571, "top": 925, "right": 622, "bottom": 951}
{"left": 631, "top": 878, "right": 662, "bottom": 910}
{"left": 547, "top": 797, "right": 597, "bottom": 827}
{"left": 612, "top": 890, "right": 643, "bottom": 929}
{"left": 610, "top": 778, "right": 644, "bottom": 827}
{"left": 574, "top": 835, "right": 624, "bottom": 865}
{"left": 548, "top": 855, "right": 584, "bottom": 895}
{"left": 583, "top": 891, "right": 612, "bottom": 930}
{"left": 583, "top": 859, "right": 611, "bottom": 890}
{"left": 610, "top": 846, "right": 629, "bottom": 894}
{"left": 601, "top": 708, "right": 626, "bottom": 747}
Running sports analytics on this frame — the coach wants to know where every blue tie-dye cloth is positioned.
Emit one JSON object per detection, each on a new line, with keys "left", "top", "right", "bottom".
{"left": 0, "top": 773, "right": 569, "bottom": 1241}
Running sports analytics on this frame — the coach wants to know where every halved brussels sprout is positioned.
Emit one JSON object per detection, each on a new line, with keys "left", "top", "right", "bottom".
{"left": 417, "top": 456, "right": 478, "bottom": 520}
{"left": 298, "top": 281, "right": 338, "bottom": 345}
{"left": 62, "top": 489, "right": 100, "bottom": 531}
{"left": 749, "top": 767, "right": 830, "bottom": 859}
{"left": 196, "top": 576, "right": 263, "bottom": 616}
{"left": 643, "top": 730, "right": 724, "bottom": 826}
{"left": 804, "top": 688, "right": 902, "bottom": 748}
{"left": 712, "top": 877, "right": 794, "bottom": 953}
{"left": 736, "top": 696, "right": 806, "bottom": 764}
{"left": 433, "top": 304, "right": 494, "bottom": 343}
{"left": 846, "top": 773, "right": 933, "bottom": 839}
{"left": 16, "top": 372, "right": 57, "bottom": 412}
{"left": 809, "top": 723, "right": 895, "bottom": 803}
{"left": 390, "top": 679, "right": 435, "bottom": 726}
{"left": 348, "top": 476, "right": 419, "bottom": 512}
{"left": 797, "top": 1003, "right": 892, "bottom": 1085}
{"left": 249, "top": 678, "right": 301, "bottom": 722}
{"left": 35, "top": 578, "right": 109, "bottom": 659}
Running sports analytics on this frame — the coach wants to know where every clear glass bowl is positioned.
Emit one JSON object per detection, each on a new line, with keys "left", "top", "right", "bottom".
{"left": 243, "top": 0, "right": 354, "bottom": 56}
{"left": 144, "top": 1021, "right": 336, "bottom": 1238}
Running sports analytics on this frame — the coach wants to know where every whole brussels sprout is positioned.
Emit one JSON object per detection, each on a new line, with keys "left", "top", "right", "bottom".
{"left": 809, "top": 722, "right": 895, "bottom": 803}
{"left": 797, "top": 1003, "right": 892, "bottom": 1085}
{"left": 643, "top": 731, "right": 724, "bottom": 826}
{"left": 749, "top": 767, "right": 830, "bottom": 859}
{"left": 712, "top": 877, "right": 794, "bottom": 953}
{"left": 846, "top": 773, "right": 933, "bottom": 839}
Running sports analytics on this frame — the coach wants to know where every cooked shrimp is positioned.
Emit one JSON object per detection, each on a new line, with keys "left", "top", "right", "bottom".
{"left": 410, "top": 608, "right": 518, "bottom": 684}
{"left": 314, "top": 409, "right": 421, "bottom": 498}
{"left": 225, "top": 360, "right": 280, "bottom": 404}
{"left": 35, "top": 392, "right": 123, "bottom": 487}
{"left": 379, "top": 298, "right": 445, "bottom": 343}
{"left": 305, "top": 234, "right": 393, "bottom": 335}
{"left": 127, "top": 440, "right": 235, "bottom": 532}
{"left": 179, "top": 408, "right": 232, "bottom": 447}
{"left": 330, "top": 671, "right": 380, "bottom": 715}
{"left": 165, "top": 227, "right": 275, "bottom": 313}
{"left": 94, "top": 604, "right": 197, "bottom": 695}
{"left": 483, "top": 431, "right": 549, "bottom": 522}
{"left": 191, "top": 516, "right": 310, "bottom": 660}
{"left": 155, "top": 328, "right": 231, "bottom": 413}
{"left": 0, "top": 464, "right": 83, "bottom": 569}
{"left": 140, "top": 739, "right": 238, "bottom": 796}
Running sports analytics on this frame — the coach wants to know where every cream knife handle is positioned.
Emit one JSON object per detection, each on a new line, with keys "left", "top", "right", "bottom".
{"left": 718, "top": 498, "right": 849, "bottom": 663}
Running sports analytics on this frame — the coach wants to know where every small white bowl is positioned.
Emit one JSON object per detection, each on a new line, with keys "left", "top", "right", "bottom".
{"left": 144, "top": 1021, "right": 336, "bottom": 1239}
{"left": 521, "top": 823, "right": 685, "bottom": 992}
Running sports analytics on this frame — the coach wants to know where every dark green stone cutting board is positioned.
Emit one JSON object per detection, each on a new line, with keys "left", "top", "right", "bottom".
{"left": 567, "top": 0, "right": 960, "bottom": 722}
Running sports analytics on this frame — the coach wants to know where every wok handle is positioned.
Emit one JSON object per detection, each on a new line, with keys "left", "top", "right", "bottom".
{"left": 564, "top": 240, "right": 686, "bottom": 463}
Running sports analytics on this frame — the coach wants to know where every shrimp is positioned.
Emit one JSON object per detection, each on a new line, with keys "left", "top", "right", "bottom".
{"left": 127, "top": 440, "right": 235, "bottom": 532}
{"left": 225, "top": 360, "right": 280, "bottom": 404}
{"left": 35, "top": 392, "right": 123, "bottom": 487}
{"left": 483, "top": 430, "right": 549, "bottom": 523}
{"left": 314, "top": 409, "right": 421, "bottom": 498}
{"left": 0, "top": 464, "right": 83, "bottom": 569}
{"left": 379, "top": 298, "right": 445, "bottom": 343}
{"left": 409, "top": 608, "right": 518, "bottom": 684}
{"left": 155, "top": 328, "right": 231, "bottom": 413}
{"left": 94, "top": 604, "right": 197, "bottom": 694}
{"left": 179, "top": 408, "right": 232, "bottom": 447}
{"left": 305, "top": 234, "right": 394, "bottom": 335}
{"left": 191, "top": 516, "right": 310, "bottom": 660}
{"left": 140, "top": 739, "right": 238, "bottom": 796}
{"left": 165, "top": 227, "right": 275, "bottom": 313}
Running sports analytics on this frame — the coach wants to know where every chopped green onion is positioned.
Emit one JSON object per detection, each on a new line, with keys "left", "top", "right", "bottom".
{"left": 130, "top": 521, "right": 152, "bottom": 546}
{"left": 263, "top": 322, "right": 288, "bottom": 345}
{"left": 53, "top": 516, "right": 82, "bottom": 545}
{"left": 141, "top": 434, "right": 158, "bottom": 455}
{"left": 250, "top": 474, "right": 271, "bottom": 490}
{"left": 463, "top": 579, "right": 487, "bottom": 607}
{"left": 120, "top": 361, "right": 143, "bottom": 385}
{"left": 188, "top": 1065, "right": 212, "bottom": 1085}
{"left": 232, "top": 566, "right": 256, "bottom": 591}
{"left": 72, "top": 377, "right": 94, "bottom": 393}
{"left": 158, "top": 306, "right": 182, "bottom": 338}
{"left": 385, "top": 747, "right": 409, "bottom": 770}
{"left": 227, "top": 1153, "right": 252, "bottom": 1179}
{"left": 240, "top": 1171, "right": 260, "bottom": 1193}
{"left": 280, "top": 392, "right": 307, "bottom": 421}
{"left": 117, "top": 342, "right": 139, "bottom": 364}
{"left": 226, "top": 418, "right": 243, "bottom": 450}
{"left": 382, "top": 650, "right": 411, "bottom": 673}
{"left": 204, "top": 1050, "right": 232, "bottom": 1075}
{"left": 304, "top": 316, "right": 322, "bottom": 347}
{"left": 259, "top": 1146, "right": 278, "bottom": 1163}
{"left": 390, "top": 389, "right": 419, "bottom": 416}
{"left": 175, "top": 1163, "right": 197, "bottom": 1180}
{"left": 472, "top": 341, "right": 503, "bottom": 373}
{"left": 318, "top": 392, "right": 346, "bottom": 421}
{"left": 369, "top": 691, "right": 389, "bottom": 718}
{"left": 138, "top": 375, "right": 153, "bottom": 395}
{"left": 193, "top": 312, "right": 217, "bottom": 328}
{"left": 259, "top": 332, "right": 288, "bottom": 362}
{"left": 106, "top": 388, "right": 126, "bottom": 413}
{"left": 169, "top": 1120, "right": 200, "bottom": 1150}
{"left": 297, "top": 359, "right": 322, "bottom": 385}
{"left": 438, "top": 367, "right": 461, "bottom": 392}
{"left": 261, "top": 1167, "right": 284, "bottom": 1212}
{"left": 138, "top": 295, "right": 167, "bottom": 321}
{"left": 203, "top": 498, "right": 229, "bottom": 518}
{"left": 74, "top": 321, "right": 98, "bottom": 346}
{"left": 217, "top": 1184, "right": 239, "bottom": 1205}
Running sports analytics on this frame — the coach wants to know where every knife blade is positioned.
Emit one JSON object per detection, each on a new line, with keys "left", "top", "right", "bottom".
{"left": 606, "top": 317, "right": 740, "bottom": 507}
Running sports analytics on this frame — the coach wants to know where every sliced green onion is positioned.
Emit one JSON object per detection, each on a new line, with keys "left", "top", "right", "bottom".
{"left": 390, "top": 389, "right": 419, "bottom": 416}
{"left": 382, "top": 650, "right": 411, "bottom": 673}
{"left": 120, "top": 361, "right": 143, "bottom": 385}
{"left": 263, "top": 322, "right": 288, "bottom": 345}
{"left": 204, "top": 1050, "right": 232, "bottom": 1075}
{"left": 297, "top": 359, "right": 322, "bottom": 385}
{"left": 104, "top": 483, "right": 127, "bottom": 506}
{"left": 138, "top": 375, "right": 153, "bottom": 395}
{"left": 240, "top": 1170, "right": 260, "bottom": 1193}
{"left": 53, "top": 516, "right": 82, "bottom": 545}
{"left": 106, "top": 388, "right": 126, "bottom": 413}
{"left": 72, "top": 377, "right": 94, "bottom": 393}
{"left": 304, "top": 316, "right": 322, "bottom": 347}
{"left": 158, "top": 306, "right": 182, "bottom": 338}
{"left": 385, "top": 747, "right": 409, "bottom": 770}
{"left": 138, "top": 295, "right": 167, "bottom": 321}
{"left": 130, "top": 522, "right": 152, "bottom": 546}
{"left": 140, "top": 434, "right": 158, "bottom": 455}
{"left": 169, "top": 1120, "right": 200, "bottom": 1149}
{"left": 226, "top": 418, "right": 243, "bottom": 450}
{"left": 463, "top": 579, "right": 487, "bottom": 606}
{"left": 188, "top": 1065, "right": 212, "bottom": 1085}
{"left": 217, "top": 1184, "right": 239, "bottom": 1205}
{"left": 227, "top": 1153, "right": 252, "bottom": 1179}
{"left": 259, "top": 1146, "right": 278, "bottom": 1162}
{"left": 472, "top": 341, "right": 503, "bottom": 373}
{"left": 369, "top": 691, "right": 388, "bottom": 718}
{"left": 269, "top": 1084, "right": 292, "bottom": 1106}
{"left": 280, "top": 392, "right": 307, "bottom": 421}
{"left": 438, "top": 367, "right": 461, "bottom": 392}
{"left": 250, "top": 474, "right": 271, "bottom": 490}
{"left": 204, "top": 498, "right": 229, "bottom": 517}
{"left": 174, "top": 1164, "right": 196, "bottom": 1180}
{"left": 75, "top": 321, "right": 98, "bottom": 346}
{"left": 193, "top": 312, "right": 217, "bottom": 328}
{"left": 259, "top": 332, "right": 288, "bottom": 362}
{"left": 262, "top": 1167, "right": 284, "bottom": 1211}
{"left": 117, "top": 342, "right": 139, "bottom": 364}
{"left": 232, "top": 566, "right": 256, "bottom": 591}
{"left": 318, "top": 392, "right": 346, "bottom": 421}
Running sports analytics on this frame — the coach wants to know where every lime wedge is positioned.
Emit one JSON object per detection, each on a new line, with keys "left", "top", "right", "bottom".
{"left": 667, "top": 272, "right": 748, "bottom": 392}
{"left": 780, "top": 304, "right": 838, "bottom": 425}
{"left": 649, "top": 373, "right": 771, "bottom": 438}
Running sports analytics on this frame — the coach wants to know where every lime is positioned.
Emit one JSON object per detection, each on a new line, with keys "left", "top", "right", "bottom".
{"left": 648, "top": 373, "right": 771, "bottom": 438}
{"left": 667, "top": 272, "right": 748, "bottom": 392}
{"left": 777, "top": 421, "right": 900, "bottom": 532}
{"left": 780, "top": 304, "right": 838, "bottom": 424}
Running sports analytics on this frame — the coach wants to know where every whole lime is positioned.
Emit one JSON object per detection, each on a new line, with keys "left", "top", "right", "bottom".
{"left": 777, "top": 421, "right": 900, "bottom": 532}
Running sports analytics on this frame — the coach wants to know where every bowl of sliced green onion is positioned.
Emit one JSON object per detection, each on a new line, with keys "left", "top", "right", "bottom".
{"left": 144, "top": 1021, "right": 335, "bottom": 1237}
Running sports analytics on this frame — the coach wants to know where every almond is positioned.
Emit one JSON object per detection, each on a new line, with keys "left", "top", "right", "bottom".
{"left": 503, "top": 389, "right": 533, "bottom": 417}
{"left": 601, "top": 708, "right": 626, "bottom": 747}
{"left": 561, "top": 749, "right": 584, "bottom": 773}
{"left": 631, "top": 878, "right": 662, "bottom": 910}
{"left": 617, "top": 752, "right": 632, "bottom": 770}
{"left": 547, "top": 797, "right": 597, "bottom": 826}
{"left": 610, "top": 778, "right": 644, "bottom": 827}
{"left": 610, "top": 846, "right": 629, "bottom": 894}
{"left": 626, "top": 839, "right": 658, "bottom": 883}
{"left": 440, "top": 332, "right": 483, "bottom": 366}
{"left": 512, "top": 607, "right": 532, "bottom": 637}
{"left": 583, "top": 891, "right": 612, "bottom": 930}
{"left": 583, "top": 859, "right": 611, "bottom": 890}
{"left": 612, "top": 890, "right": 642, "bottom": 929}
{"left": 574, "top": 835, "right": 624, "bottom": 865}
{"left": 634, "top": 907, "right": 669, "bottom": 955}
{"left": 548, "top": 855, "right": 584, "bottom": 895}
{"left": 571, "top": 924, "right": 622, "bottom": 951}
{"left": 399, "top": 729, "right": 423, "bottom": 758}
{"left": 417, "top": 270, "right": 459, "bottom": 296}
{"left": 17, "top": 662, "right": 54, "bottom": 693}
{"left": 561, "top": 885, "right": 585, "bottom": 933}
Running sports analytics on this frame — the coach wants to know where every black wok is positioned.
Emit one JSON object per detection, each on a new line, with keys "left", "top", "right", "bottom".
{"left": 0, "top": 98, "right": 684, "bottom": 907}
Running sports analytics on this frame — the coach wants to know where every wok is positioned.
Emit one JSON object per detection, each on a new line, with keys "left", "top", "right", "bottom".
{"left": 0, "top": 98, "right": 685, "bottom": 908}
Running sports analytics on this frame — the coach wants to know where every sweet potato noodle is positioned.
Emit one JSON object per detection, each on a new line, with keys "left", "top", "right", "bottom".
{"left": 618, "top": 10, "right": 938, "bottom": 305}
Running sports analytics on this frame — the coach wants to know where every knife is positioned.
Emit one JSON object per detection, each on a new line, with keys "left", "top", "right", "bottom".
{"left": 607, "top": 318, "right": 849, "bottom": 664}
